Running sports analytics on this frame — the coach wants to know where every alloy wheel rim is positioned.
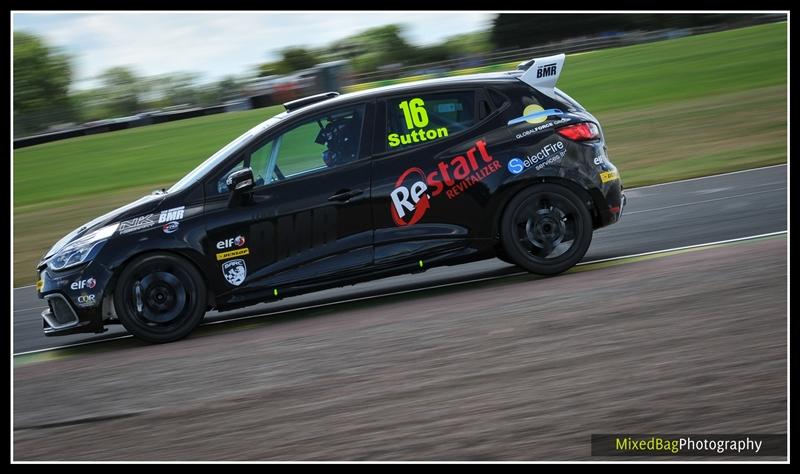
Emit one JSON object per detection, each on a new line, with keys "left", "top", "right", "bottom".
{"left": 130, "top": 268, "right": 191, "bottom": 325}
{"left": 513, "top": 192, "right": 581, "bottom": 261}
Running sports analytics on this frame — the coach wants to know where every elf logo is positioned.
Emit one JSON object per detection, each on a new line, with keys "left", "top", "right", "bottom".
{"left": 390, "top": 167, "right": 430, "bottom": 227}
{"left": 70, "top": 278, "right": 96, "bottom": 290}
{"left": 536, "top": 63, "right": 557, "bottom": 79}
{"left": 216, "top": 235, "right": 246, "bottom": 250}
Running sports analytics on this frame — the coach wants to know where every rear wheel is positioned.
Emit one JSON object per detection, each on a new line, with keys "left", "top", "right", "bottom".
{"left": 114, "top": 253, "right": 207, "bottom": 343}
{"left": 500, "top": 184, "right": 593, "bottom": 275}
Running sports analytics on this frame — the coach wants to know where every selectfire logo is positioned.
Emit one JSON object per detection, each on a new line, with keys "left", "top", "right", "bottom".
{"left": 390, "top": 139, "right": 501, "bottom": 226}
{"left": 507, "top": 141, "right": 567, "bottom": 175}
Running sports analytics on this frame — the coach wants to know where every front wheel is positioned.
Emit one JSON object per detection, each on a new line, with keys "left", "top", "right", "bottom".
{"left": 500, "top": 184, "right": 593, "bottom": 275}
{"left": 114, "top": 253, "right": 207, "bottom": 343}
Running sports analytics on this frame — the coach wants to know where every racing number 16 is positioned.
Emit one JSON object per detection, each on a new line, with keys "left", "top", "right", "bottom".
{"left": 399, "top": 98, "right": 429, "bottom": 130}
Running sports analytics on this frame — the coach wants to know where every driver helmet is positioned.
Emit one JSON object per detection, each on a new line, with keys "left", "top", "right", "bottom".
{"left": 317, "top": 116, "right": 358, "bottom": 167}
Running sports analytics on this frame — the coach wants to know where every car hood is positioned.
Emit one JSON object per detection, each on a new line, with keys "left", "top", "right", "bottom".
{"left": 41, "top": 193, "right": 166, "bottom": 263}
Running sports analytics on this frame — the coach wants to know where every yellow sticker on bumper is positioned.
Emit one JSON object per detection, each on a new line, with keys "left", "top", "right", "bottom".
{"left": 36, "top": 279, "right": 43, "bottom": 292}
{"left": 600, "top": 171, "right": 619, "bottom": 183}
{"left": 216, "top": 248, "right": 249, "bottom": 261}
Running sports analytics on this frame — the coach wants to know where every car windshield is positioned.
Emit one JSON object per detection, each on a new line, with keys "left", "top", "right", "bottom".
{"left": 167, "top": 114, "right": 287, "bottom": 193}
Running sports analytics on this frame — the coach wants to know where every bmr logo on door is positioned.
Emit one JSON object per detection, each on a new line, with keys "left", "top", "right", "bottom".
{"left": 390, "top": 139, "right": 501, "bottom": 226}
{"left": 158, "top": 206, "right": 185, "bottom": 223}
{"left": 536, "top": 63, "right": 557, "bottom": 79}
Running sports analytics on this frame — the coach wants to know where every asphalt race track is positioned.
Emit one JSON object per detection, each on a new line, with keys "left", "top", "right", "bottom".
{"left": 13, "top": 165, "right": 788, "bottom": 461}
{"left": 13, "top": 165, "right": 788, "bottom": 353}
{"left": 14, "top": 237, "right": 788, "bottom": 460}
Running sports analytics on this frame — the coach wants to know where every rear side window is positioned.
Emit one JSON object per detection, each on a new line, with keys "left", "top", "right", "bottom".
{"left": 554, "top": 88, "right": 584, "bottom": 112}
{"left": 385, "top": 91, "right": 476, "bottom": 150}
{"left": 509, "top": 85, "right": 574, "bottom": 126}
{"left": 488, "top": 88, "right": 507, "bottom": 107}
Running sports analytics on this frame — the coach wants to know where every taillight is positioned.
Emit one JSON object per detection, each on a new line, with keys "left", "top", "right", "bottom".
{"left": 556, "top": 122, "right": 600, "bottom": 141}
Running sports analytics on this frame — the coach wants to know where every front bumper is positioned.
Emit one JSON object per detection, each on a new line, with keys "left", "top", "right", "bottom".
{"left": 42, "top": 293, "right": 102, "bottom": 336}
{"left": 37, "top": 263, "right": 111, "bottom": 336}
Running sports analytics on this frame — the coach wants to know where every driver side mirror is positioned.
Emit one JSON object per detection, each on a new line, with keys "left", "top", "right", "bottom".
{"left": 226, "top": 167, "right": 255, "bottom": 208}
{"left": 226, "top": 167, "right": 254, "bottom": 194}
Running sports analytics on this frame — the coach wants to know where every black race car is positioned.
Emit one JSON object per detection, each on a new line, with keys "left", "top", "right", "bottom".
{"left": 36, "top": 54, "right": 625, "bottom": 343}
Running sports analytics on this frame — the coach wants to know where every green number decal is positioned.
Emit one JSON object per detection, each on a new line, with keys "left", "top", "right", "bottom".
{"left": 398, "top": 98, "right": 429, "bottom": 130}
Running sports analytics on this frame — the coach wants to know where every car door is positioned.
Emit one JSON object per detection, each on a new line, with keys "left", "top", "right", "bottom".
{"left": 203, "top": 103, "right": 374, "bottom": 301}
{"left": 370, "top": 88, "right": 502, "bottom": 267}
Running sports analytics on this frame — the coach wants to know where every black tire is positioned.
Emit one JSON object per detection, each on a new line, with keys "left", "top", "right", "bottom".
{"left": 500, "top": 184, "right": 593, "bottom": 275}
{"left": 114, "top": 253, "right": 207, "bottom": 343}
{"left": 495, "top": 247, "right": 518, "bottom": 266}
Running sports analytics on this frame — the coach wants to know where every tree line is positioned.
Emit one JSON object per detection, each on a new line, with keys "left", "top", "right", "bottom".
{"left": 14, "top": 13, "right": 765, "bottom": 137}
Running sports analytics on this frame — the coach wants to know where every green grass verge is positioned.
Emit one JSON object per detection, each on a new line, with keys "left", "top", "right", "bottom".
{"left": 14, "top": 22, "right": 786, "bottom": 207}
{"left": 14, "top": 105, "right": 285, "bottom": 207}
{"left": 12, "top": 22, "right": 787, "bottom": 285}
{"left": 348, "top": 21, "right": 787, "bottom": 112}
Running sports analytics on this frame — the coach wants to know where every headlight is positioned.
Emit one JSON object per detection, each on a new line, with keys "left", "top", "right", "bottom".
{"left": 47, "top": 223, "right": 119, "bottom": 271}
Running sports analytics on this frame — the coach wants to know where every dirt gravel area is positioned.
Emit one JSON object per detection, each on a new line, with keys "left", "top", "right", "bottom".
{"left": 13, "top": 237, "right": 787, "bottom": 460}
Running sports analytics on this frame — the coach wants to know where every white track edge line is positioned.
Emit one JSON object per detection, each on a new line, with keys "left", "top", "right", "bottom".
{"left": 13, "top": 230, "right": 787, "bottom": 357}
{"left": 626, "top": 164, "right": 786, "bottom": 191}
{"left": 11, "top": 164, "right": 787, "bottom": 292}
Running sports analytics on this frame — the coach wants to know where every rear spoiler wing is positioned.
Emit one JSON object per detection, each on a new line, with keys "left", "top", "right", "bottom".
{"left": 516, "top": 53, "right": 566, "bottom": 100}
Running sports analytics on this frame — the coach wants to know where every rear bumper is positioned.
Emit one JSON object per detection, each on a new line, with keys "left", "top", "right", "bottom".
{"left": 593, "top": 182, "right": 625, "bottom": 228}
{"left": 613, "top": 190, "right": 627, "bottom": 219}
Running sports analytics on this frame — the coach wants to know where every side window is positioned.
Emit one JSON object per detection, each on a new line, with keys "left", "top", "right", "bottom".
{"left": 386, "top": 91, "right": 476, "bottom": 150}
{"left": 272, "top": 105, "right": 365, "bottom": 180}
{"left": 515, "top": 97, "right": 547, "bottom": 125}
{"left": 506, "top": 86, "right": 571, "bottom": 134}
{"left": 209, "top": 105, "right": 365, "bottom": 195}
{"left": 249, "top": 141, "right": 275, "bottom": 185}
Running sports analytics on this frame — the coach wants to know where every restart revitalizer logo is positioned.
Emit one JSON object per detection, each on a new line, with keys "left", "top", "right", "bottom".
{"left": 390, "top": 139, "right": 501, "bottom": 226}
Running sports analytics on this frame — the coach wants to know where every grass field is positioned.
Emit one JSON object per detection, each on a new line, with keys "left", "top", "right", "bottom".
{"left": 12, "top": 22, "right": 787, "bottom": 284}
